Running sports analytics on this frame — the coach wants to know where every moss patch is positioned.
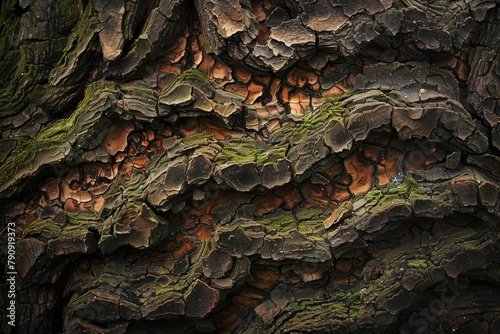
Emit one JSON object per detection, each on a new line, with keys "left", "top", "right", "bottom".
{"left": 407, "top": 259, "right": 428, "bottom": 268}
{"left": 363, "top": 176, "right": 425, "bottom": 210}
{"left": 289, "top": 101, "right": 346, "bottom": 145}
{"left": 257, "top": 213, "right": 297, "bottom": 234}
{"left": 0, "top": 81, "right": 118, "bottom": 197}
{"left": 217, "top": 136, "right": 287, "bottom": 167}
{"left": 22, "top": 218, "right": 63, "bottom": 240}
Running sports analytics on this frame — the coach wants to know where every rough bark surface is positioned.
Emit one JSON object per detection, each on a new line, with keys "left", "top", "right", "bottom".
{"left": 1, "top": 0, "right": 499, "bottom": 333}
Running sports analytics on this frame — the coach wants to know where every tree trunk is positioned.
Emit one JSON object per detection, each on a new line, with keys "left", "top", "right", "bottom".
{"left": 1, "top": 0, "right": 499, "bottom": 333}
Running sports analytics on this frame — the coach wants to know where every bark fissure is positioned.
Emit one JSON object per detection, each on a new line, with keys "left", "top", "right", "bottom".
{"left": 1, "top": 0, "right": 499, "bottom": 333}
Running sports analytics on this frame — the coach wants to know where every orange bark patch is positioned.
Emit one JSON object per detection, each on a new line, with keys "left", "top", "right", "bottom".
{"left": 274, "top": 185, "right": 302, "bottom": 210}
{"left": 332, "top": 186, "right": 351, "bottom": 203}
{"left": 323, "top": 162, "right": 342, "bottom": 180}
{"left": 288, "top": 91, "right": 311, "bottom": 115}
{"left": 328, "top": 276, "right": 350, "bottom": 288}
{"left": 199, "top": 213, "right": 212, "bottom": 225}
{"left": 286, "top": 66, "right": 319, "bottom": 88}
{"left": 362, "top": 144, "right": 383, "bottom": 162}
{"left": 321, "top": 83, "right": 350, "bottom": 98}
{"left": 234, "top": 67, "right": 252, "bottom": 84}
{"left": 225, "top": 83, "right": 250, "bottom": 98}
{"left": 344, "top": 155, "right": 373, "bottom": 196}
{"left": 41, "top": 177, "right": 61, "bottom": 201}
{"left": 195, "top": 224, "right": 213, "bottom": 241}
{"left": 245, "top": 81, "right": 264, "bottom": 104}
{"left": 212, "top": 288, "right": 265, "bottom": 331}
{"left": 162, "top": 30, "right": 187, "bottom": 64}
{"left": 264, "top": 119, "right": 282, "bottom": 134}
{"left": 210, "top": 191, "right": 234, "bottom": 214}
{"left": 210, "top": 59, "right": 233, "bottom": 86}
{"left": 335, "top": 258, "right": 352, "bottom": 273}
{"left": 376, "top": 148, "right": 401, "bottom": 187}
{"left": 301, "top": 181, "right": 330, "bottom": 207}
{"left": 254, "top": 193, "right": 284, "bottom": 217}
{"left": 250, "top": 268, "right": 280, "bottom": 290}
{"left": 63, "top": 199, "right": 79, "bottom": 212}
{"left": 179, "top": 118, "right": 201, "bottom": 137}
{"left": 157, "top": 63, "right": 182, "bottom": 75}
{"left": 257, "top": 22, "right": 270, "bottom": 45}
{"left": 255, "top": 300, "right": 280, "bottom": 324}
{"left": 404, "top": 149, "right": 426, "bottom": 171}
{"left": 200, "top": 119, "right": 232, "bottom": 140}
{"left": 132, "top": 156, "right": 149, "bottom": 169}
{"left": 182, "top": 215, "right": 198, "bottom": 230}
{"left": 294, "top": 265, "right": 324, "bottom": 282}
{"left": 198, "top": 53, "right": 216, "bottom": 74}
{"left": 251, "top": 1, "right": 267, "bottom": 21}
{"left": 101, "top": 121, "right": 134, "bottom": 155}
{"left": 212, "top": 310, "right": 241, "bottom": 333}
{"left": 166, "top": 236, "right": 195, "bottom": 260}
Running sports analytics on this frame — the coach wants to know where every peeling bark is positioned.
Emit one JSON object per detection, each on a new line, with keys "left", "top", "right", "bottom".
{"left": 1, "top": 0, "right": 499, "bottom": 333}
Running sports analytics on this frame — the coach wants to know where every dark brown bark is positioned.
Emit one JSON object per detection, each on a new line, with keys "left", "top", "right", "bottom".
{"left": 1, "top": 0, "right": 499, "bottom": 333}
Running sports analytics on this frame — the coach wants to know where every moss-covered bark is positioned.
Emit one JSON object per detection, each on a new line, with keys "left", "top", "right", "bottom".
{"left": 1, "top": 0, "right": 499, "bottom": 333}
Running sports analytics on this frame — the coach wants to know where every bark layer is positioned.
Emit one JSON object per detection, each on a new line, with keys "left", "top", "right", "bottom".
{"left": 1, "top": 0, "right": 499, "bottom": 333}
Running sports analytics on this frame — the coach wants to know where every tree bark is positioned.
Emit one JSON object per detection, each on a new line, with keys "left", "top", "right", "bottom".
{"left": 1, "top": 0, "right": 499, "bottom": 333}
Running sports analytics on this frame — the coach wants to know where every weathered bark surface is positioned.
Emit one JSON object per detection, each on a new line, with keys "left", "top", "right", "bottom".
{"left": 1, "top": 0, "right": 499, "bottom": 333}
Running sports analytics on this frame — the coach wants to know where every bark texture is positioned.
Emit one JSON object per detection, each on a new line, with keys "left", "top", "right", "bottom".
{"left": 1, "top": 0, "right": 500, "bottom": 333}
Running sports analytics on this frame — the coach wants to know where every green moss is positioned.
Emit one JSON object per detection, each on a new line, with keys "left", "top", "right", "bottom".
{"left": 407, "top": 259, "right": 428, "bottom": 268}
{"left": 202, "top": 37, "right": 213, "bottom": 54}
{"left": 377, "top": 194, "right": 405, "bottom": 208}
{"left": 364, "top": 189, "right": 383, "bottom": 204}
{"left": 258, "top": 145, "right": 288, "bottom": 166}
{"left": 125, "top": 82, "right": 159, "bottom": 97}
{"left": 295, "top": 208, "right": 323, "bottom": 221}
{"left": 217, "top": 137, "right": 259, "bottom": 165}
{"left": 285, "top": 297, "right": 350, "bottom": 331}
{"left": 165, "top": 69, "right": 210, "bottom": 92}
{"left": 22, "top": 218, "right": 63, "bottom": 240}
{"left": 182, "top": 132, "right": 214, "bottom": 149}
{"left": 0, "top": 81, "right": 118, "bottom": 196}
{"left": 395, "top": 177, "right": 425, "bottom": 196}
{"left": 289, "top": 102, "right": 346, "bottom": 145}
{"left": 217, "top": 136, "right": 287, "bottom": 167}
{"left": 66, "top": 210, "right": 99, "bottom": 222}
{"left": 290, "top": 297, "right": 347, "bottom": 314}
{"left": 294, "top": 208, "right": 327, "bottom": 241}
{"left": 381, "top": 248, "right": 409, "bottom": 265}
{"left": 62, "top": 211, "right": 102, "bottom": 232}
{"left": 349, "top": 306, "right": 375, "bottom": 320}
{"left": 298, "top": 223, "right": 326, "bottom": 241}
{"left": 81, "top": 272, "right": 127, "bottom": 291}
{"left": 430, "top": 228, "right": 478, "bottom": 259}
{"left": 347, "top": 284, "right": 375, "bottom": 306}
{"left": 363, "top": 176, "right": 425, "bottom": 210}
{"left": 49, "top": 0, "right": 100, "bottom": 85}
{"left": 104, "top": 170, "right": 147, "bottom": 207}
{"left": 257, "top": 214, "right": 297, "bottom": 233}
{"left": 1, "top": 1, "right": 83, "bottom": 116}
